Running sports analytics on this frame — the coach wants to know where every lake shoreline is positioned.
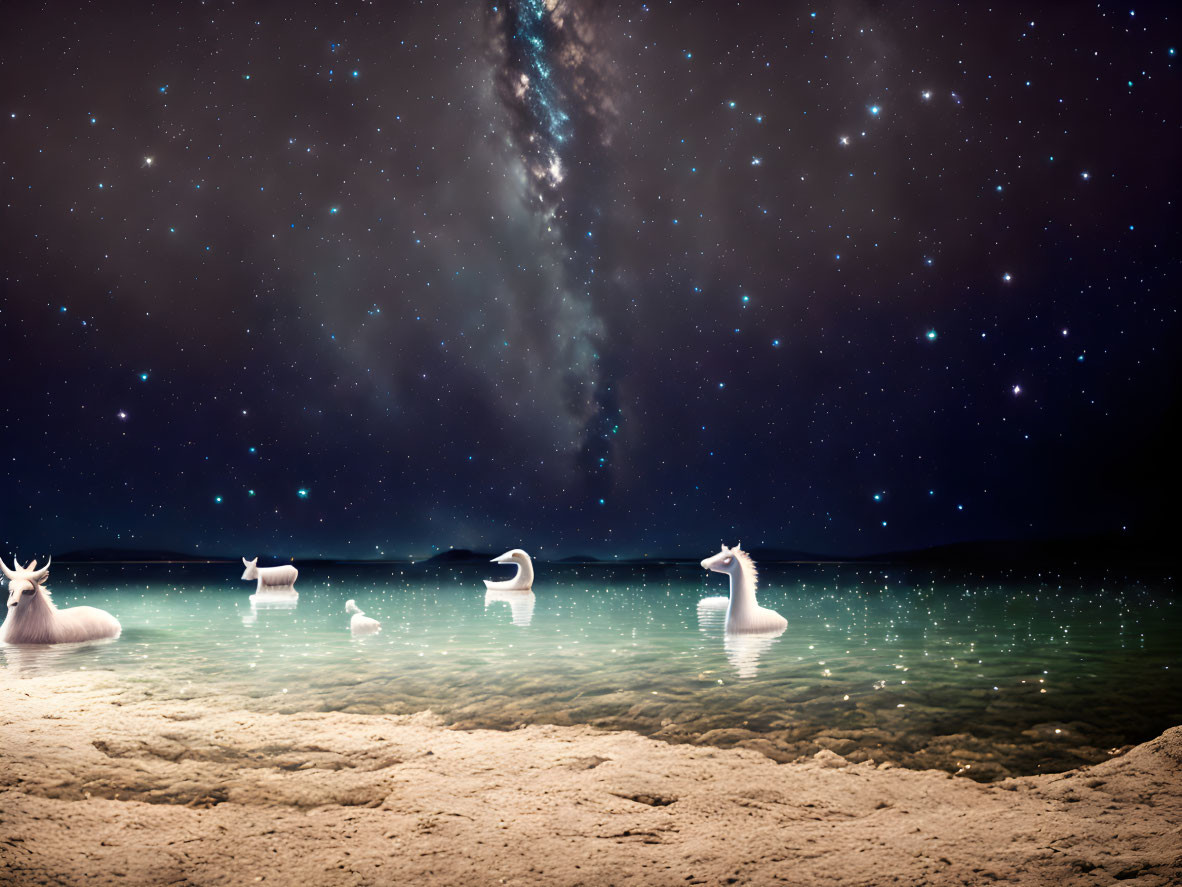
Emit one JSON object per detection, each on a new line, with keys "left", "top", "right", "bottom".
{"left": 2, "top": 671, "right": 1179, "bottom": 886}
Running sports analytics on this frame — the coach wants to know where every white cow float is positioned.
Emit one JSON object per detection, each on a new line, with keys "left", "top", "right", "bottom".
{"left": 484, "top": 549, "right": 534, "bottom": 591}
{"left": 1, "top": 556, "right": 121, "bottom": 644}
{"left": 700, "top": 544, "right": 787, "bottom": 634}
{"left": 241, "top": 557, "right": 298, "bottom": 592}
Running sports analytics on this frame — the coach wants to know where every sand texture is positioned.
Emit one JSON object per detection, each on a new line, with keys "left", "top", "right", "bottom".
{"left": 1, "top": 672, "right": 1179, "bottom": 886}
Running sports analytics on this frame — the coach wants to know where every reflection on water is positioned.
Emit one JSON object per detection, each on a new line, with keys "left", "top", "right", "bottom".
{"left": 696, "top": 600, "right": 785, "bottom": 678}
{"left": 485, "top": 589, "right": 536, "bottom": 627}
{"left": 0, "top": 639, "right": 121, "bottom": 677}
{"left": 1, "top": 562, "right": 1179, "bottom": 781}
{"left": 241, "top": 590, "right": 299, "bottom": 625}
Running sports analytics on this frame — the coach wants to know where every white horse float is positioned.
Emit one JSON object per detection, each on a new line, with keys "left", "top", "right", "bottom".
{"left": 700, "top": 544, "right": 787, "bottom": 634}
{"left": 1, "top": 556, "right": 121, "bottom": 644}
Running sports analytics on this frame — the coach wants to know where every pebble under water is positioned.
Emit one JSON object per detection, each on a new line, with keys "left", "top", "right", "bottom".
{"left": 2, "top": 562, "right": 1178, "bottom": 782}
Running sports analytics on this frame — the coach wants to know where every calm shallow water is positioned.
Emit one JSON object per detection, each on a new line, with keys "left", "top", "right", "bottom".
{"left": 3, "top": 562, "right": 1179, "bottom": 781}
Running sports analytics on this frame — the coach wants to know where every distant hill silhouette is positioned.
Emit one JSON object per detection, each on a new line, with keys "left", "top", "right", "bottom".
{"left": 423, "top": 548, "right": 496, "bottom": 563}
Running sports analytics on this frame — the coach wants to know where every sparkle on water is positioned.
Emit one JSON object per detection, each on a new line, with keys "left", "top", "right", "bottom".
{"left": 2, "top": 563, "right": 1177, "bottom": 782}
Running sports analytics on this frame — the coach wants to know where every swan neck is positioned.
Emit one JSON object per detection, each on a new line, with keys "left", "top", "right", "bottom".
{"left": 514, "top": 558, "right": 534, "bottom": 587}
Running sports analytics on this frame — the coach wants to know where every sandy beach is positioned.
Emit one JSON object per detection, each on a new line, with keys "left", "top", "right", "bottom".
{"left": 1, "top": 671, "right": 1179, "bottom": 886}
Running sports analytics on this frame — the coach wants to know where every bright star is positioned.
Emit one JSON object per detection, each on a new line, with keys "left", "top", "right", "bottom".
{"left": 1002, "top": 272, "right": 1013, "bottom": 282}
{"left": 869, "top": 105, "right": 880, "bottom": 116}
{"left": 839, "top": 135, "right": 850, "bottom": 146}
{"left": 117, "top": 410, "right": 128, "bottom": 420}
{"left": 921, "top": 90, "right": 932, "bottom": 100}
{"left": 926, "top": 329, "right": 937, "bottom": 341}
{"left": 1012, "top": 385, "right": 1022, "bottom": 395}
{"left": 297, "top": 488, "right": 309, "bottom": 499}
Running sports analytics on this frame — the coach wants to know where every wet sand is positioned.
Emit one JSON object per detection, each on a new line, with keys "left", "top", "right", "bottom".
{"left": 2, "top": 671, "right": 1179, "bottom": 886}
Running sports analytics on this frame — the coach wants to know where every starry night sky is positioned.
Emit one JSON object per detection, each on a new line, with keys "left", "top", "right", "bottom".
{"left": 1, "top": 2, "right": 1178, "bottom": 560}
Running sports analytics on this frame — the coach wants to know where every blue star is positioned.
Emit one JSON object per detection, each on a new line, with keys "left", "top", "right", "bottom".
{"left": 297, "top": 488, "right": 309, "bottom": 499}
{"left": 926, "top": 329, "right": 937, "bottom": 341}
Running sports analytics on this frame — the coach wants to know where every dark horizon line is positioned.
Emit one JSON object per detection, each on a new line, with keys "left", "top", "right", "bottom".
{"left": 37, "top": 530, "right": 1172, "bottom": 568}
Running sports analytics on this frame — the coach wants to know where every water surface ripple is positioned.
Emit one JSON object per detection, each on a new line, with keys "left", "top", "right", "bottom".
{"left": 3, "top": 563, "right": 1178, "bottom": 781}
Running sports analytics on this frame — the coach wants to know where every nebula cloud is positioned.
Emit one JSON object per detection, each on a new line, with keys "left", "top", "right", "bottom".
{"left": 487, "top": 0, "right": 622, "bottom": 494}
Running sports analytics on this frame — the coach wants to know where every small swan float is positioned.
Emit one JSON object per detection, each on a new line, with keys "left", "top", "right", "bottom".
{"left": 346, "top": 599, "right": 381, "bottom": 636}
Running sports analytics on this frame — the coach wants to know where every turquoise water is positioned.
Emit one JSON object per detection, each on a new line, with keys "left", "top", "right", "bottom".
{"left": 3, "top": 562, "right": 1179, "bottom": 781}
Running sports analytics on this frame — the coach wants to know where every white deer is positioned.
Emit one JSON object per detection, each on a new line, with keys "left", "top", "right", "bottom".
{"left": 483, "top": 549, "right": 534, "bottom": 591}
{"left": 700, "top": 544, "right": 787, "bottom": 634}
{"left": 240, "top": 557, "right": 298, "bottom": 591}
{"left": 1, "top": 556, "right": 121, "bottom": 644}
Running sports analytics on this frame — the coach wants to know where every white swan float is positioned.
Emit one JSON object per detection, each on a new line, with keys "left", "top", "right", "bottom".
{"left": 700, "top": 544, "right": 788, "bottom": 634}
{"left": 345, "top": 599, "right": 381, "bottom": 636}
{"left": 1, "top": 556, "right": 121, "bottom": 644}
{"left": 484, "top": 588, "right": 536, "bottom": 627}
{"left": 241, "top": 556, "right": 298, "bottom": 592}
{"left": 484, "top": 549, "right": 534, "bottom": 591}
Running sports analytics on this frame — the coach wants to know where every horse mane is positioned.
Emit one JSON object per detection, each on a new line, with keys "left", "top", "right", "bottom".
{"left": 34, "top": 582, "right": 55, "bottom": 606}
{"left": 733, "top": 548, "right": 758, "bottom": 591}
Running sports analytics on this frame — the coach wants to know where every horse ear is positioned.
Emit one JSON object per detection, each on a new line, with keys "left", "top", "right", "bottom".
{"left": 243, "top": 557, "right": 249, "bottom": 565}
